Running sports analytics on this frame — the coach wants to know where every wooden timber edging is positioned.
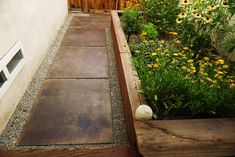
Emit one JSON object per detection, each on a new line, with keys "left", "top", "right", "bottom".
{"left": 111, "top": 10, "right": 235, "bottom": 157}
{"left": 0, "top": 146, "right": 131, "bottom": 157}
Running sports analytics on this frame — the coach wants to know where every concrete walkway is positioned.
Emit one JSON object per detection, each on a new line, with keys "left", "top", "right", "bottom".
{"left": 18, "top": 15, "right": 114, "bottom": 145}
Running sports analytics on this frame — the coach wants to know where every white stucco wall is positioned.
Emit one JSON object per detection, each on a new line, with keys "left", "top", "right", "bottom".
{"left": 0, "top": 0, "right": 68, "bottom": 134}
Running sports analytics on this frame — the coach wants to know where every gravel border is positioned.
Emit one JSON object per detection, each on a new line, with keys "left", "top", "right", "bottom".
{"left": 0, "top": 13, "right": 128, "bottom": 150}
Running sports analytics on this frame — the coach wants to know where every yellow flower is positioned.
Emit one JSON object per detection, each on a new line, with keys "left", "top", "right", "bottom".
{"left": 206, "top": 77, "right": 213, "bottom": 82}
{"left": 136, "top": 50, "right": 140, "bottom": 53}
{"left": 168, "top": 32, "right": 178, "bottom": 35}
{"left": 203, "top": 57, "right": 209, "bottom": 61}
{"left": 174, "top": 39, "right": 181, "bottom": 44}
{"left": 187, "top": 59, "right": 193, "bottom": 63}
{"left": 151, "top": 52, "right": 157, "bottom": 56}
{"left": 222, "top": 1, "right": 229, "bottom": 8}
{"left": 204, "top": 16, "right": 213, "bottom": 23}
{"left": 149, "top": 40, "right": 155, "bottom": 43}
{"left": 180, "top": 0, "right": 190, "bottom": 5}
{"left": 200, "top": 79, "right": 205, "bottom": 84}
{"left": 218, "top": 59, "right": 225, "bottom": 64}
{"left": 147, "top": 64, "right": 153, "bottom": 68}
{"left": 217, "top": 71, "right": 223, "bottom": 75}
{"left": 217, "top": 75, "right": 223, "bottom": 80}
{"left": 178, "top": 12, "right": 187, "bottom": 18}
{"left": 156, "top": 47, "right": 161, "bottom": 51}
{"left": 207, "top": 5, "right": 216, "bottom": 11}
{"left": 194, "top": 13, "right": 202, "bottom": 18}
{"left": 223, "top": 65, "right": 229, "bottom": 69}
{"left": 184, "top": 75, "right": 190, "bottom": 80}
{"left": 173, "top": 53, "right": 179, "bottom": 56}
{"left": 153, "top": 63, "right": 160, "bottom": 68}
{"left": 227, "top": 79, "right": 234, "bottom": 83}
{"left": 190, "top": 66, "right": 196, "bottom": 73}
{"left": 176, "top": 18, "right": 183, "bottom": 24}
{"left": 141, "top": 32, "right": 147, "bottom": 36}
{"left": 230, "top": 84, "right": 235, "bottom": 88}
{"left": 171, "top": 59, "right": 177, "bottom": 64}
{"left": 183, "top": 47, "right": 189, "bottom": 50}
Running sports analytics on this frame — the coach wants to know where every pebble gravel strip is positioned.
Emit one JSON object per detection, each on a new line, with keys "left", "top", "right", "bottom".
{"left": 0, "top": 13, "right": 128, "bottom": 150}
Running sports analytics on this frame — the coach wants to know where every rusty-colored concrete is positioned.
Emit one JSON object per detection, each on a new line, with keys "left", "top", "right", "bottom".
{"left": 62, "top": 28, "right": 106, "bottom": 47}
{"left": 18, "top": 79, "right": 112, "bottom": 145}
{"left": 47, "top": 46, "right": 108, "bottom": 79}
{"left": 70, "top": 16, "right": 111, "bottom": 28}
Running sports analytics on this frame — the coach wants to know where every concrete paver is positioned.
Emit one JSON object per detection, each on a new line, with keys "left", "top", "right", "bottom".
{"left": 62, "top": 28, "right": 106, "bottom": 47}
{"left": 70, "top": 16, "right": 111, "bottom": 28}
{"left": 47, "top": 46, "right": 108, "bottom": 79}
{"left": 19, "top": 79, "right": 112, "bottom": 145}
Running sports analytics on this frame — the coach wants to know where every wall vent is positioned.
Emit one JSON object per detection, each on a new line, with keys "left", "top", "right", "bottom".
{"left": 0, "top": 41, "right": 25, "bottom": 98}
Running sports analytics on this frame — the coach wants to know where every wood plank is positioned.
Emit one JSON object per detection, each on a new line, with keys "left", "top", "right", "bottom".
{"left": 62, "top": 28, "right": 106, "bottom": 47}
{"left": 47, "top": 46, "right": 108, "bottom": 79}
{"left": 68, "top": 0, "right": 117, "bottom": 12}
{"left": 135, "top": 118, "right": 235, "bottom": 157}
{"left": 18, "top": 79, "right": 112, "bottom": 145}
{"left": 0, "top": 146, "right": 132, "bottom": 157}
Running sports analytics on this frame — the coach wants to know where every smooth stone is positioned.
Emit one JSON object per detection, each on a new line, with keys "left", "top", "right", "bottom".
{"left": 135, "top": 104, "right": 153, "bottom": 121}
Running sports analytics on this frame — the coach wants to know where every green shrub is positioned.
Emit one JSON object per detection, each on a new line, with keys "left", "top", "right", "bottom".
{"left": 122, "top": 8, "right": 142, "bottom": 42}
{"left": 133, "top": 39, "right": 235, "bottom": 119}
{"left": 140, "top": 0, "right": 179, "bottom": 35}
{"left": 176, "top": 0, "right": 233, "bottom": 51}
{"left": 142, "top": 23, "right": 159, "bottom": 40}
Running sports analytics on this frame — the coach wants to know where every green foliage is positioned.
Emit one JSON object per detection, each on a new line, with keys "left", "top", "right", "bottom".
{"left": 132, "top": 39, "right": 235, "bottom": 119}
{"left": 122, "top": 0, "right": 235, "bottom": 119}
{"left": 140, "top": 0, "right": 179, "bottom": 35}
{"left": 122, "top": 8, "right": 142, "bottom": 36}
{"left": 176, "top": 0, "right": 233, "bottom": 51}
{"left": 213, "top": 25, "right": 235, "bottom": 54}
{"left": 142, "top": 23, "right": 159, "bottom": 40}
{"left": 228, "top": 0, "right": 235, "bottom": 15}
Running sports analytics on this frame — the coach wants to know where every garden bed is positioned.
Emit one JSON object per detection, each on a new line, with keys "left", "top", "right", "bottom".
{"left": 111, "top": 10, "right": 235, "bottom": 157}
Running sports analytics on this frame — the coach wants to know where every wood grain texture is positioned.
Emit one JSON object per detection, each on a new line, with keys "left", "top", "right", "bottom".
{"left": 0, "top": 147, "right": 132, "bottom": 157}
{"left": 68, "top": 0, "right": 121, "bottom": 12}
{"left": 135, "top": 118, "right": 235, "bottom": 157}
{"left": 111, "top": 10, "right": 142, "bottom": 157}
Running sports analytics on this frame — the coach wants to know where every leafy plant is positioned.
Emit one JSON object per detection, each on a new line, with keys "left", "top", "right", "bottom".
{"left": 132, "top": 38, "right": 235, "bottom": 119}
{"left": 122, "top": 8, "right": 142, "bottom": 42}
{"left": 176, "top": 0, "right": 233, "bottom": 51}
{"left": 142, "top": 23, "right": 159, "bottom": 40}
{"left": 140, "top": 0, "right": 179, "bottom": 35}
{"left": 212, "top": 20, "right": 235, "bottom": 55}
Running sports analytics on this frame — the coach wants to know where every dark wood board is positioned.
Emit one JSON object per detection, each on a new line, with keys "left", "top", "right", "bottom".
{"left": 135, "top": 118, "right": 235, "bottom": 157}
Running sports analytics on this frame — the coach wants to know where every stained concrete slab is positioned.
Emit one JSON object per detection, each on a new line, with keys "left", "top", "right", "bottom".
{"left": 47, "top": 46, "right": 108, "bottom": 79}
{"left": 18, "top": 79, "right": 112, "bottom": 145}
{"left": 70, "top": 16, "right": 111, "bottom": 28}
{"left": 62, "top": 28, "right": 106, "bottom": 47}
